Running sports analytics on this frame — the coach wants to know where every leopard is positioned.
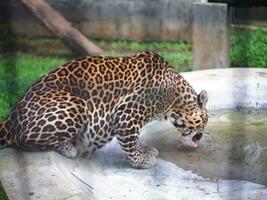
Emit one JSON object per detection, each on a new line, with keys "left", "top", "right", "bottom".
{"left": 0, "top": 51, "right": 208, "bottom": 169}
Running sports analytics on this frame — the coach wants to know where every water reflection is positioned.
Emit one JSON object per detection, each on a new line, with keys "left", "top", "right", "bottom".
{"left": 141, "top": 108, "right": 267, "bottom": 186}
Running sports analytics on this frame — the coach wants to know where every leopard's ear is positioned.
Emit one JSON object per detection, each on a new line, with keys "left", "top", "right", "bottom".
{"left": 197, "top": 90, "right": 208, "bottom": 109}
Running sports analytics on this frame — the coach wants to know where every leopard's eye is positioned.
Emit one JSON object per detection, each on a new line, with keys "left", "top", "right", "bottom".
{"left": 173, "top": 121, "right": 186, "bottom": 128}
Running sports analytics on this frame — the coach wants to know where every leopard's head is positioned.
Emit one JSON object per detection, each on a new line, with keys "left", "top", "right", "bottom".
{"left": 169, "top": 90, "right": 208, "bottom": 148}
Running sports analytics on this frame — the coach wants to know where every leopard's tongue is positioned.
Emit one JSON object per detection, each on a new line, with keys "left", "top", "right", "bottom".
{"left": 191, "top": 142, "right": 198, "bottom": 148}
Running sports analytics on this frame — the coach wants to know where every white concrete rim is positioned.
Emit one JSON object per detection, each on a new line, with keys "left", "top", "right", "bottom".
{"left": 182, "top": 68, "right": 267, "bottom": 111}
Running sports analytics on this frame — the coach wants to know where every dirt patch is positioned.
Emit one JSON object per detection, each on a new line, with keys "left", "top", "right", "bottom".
{"left": 0, "top": 39, "right": 71, "bottom": 58}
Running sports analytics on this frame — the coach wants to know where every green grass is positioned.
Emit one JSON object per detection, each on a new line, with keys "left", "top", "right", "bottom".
{"left": 0, "top": 27, "right": 266, "bottom": 121}
{"left": 0, "top": 182, "right": 6, "bottom": 200}
{"left": 231, "top": 28, "right": 267, "bottom": 67}
{"left": 0, "top": 192, "right": 4, "bottom": 200}
{"left": 0, "top": 33, "right": 193, "bottom": 71}
{"left": 0, "top": 53, "right": 66, "bottom": 121}
{"left": 99, "top": 40, "right": 192, "bottom": 71}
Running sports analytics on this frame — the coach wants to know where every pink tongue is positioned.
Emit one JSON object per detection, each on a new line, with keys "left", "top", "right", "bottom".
{"left": 191, "top": 142, "right": 198, "bottom": 148}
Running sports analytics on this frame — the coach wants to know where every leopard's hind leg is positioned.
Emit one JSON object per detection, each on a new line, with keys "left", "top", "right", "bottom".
{"left": 74, "top": 121, "right": 97, "bottom": 157}
{"left": 13, "top": 88, "right": 89, "bottom": 158}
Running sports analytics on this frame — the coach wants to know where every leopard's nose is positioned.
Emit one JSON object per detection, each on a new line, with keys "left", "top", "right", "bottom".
{"left": 192, "top": 133, "right": 202, "bottom": 142}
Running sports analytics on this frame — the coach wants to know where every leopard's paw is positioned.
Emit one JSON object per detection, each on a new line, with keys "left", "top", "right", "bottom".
{"left": 139, "top": 144, "right": 159, "bottom": 158}
{"left": 128, "top": 146, "right": 158, "bottom": 169}
{"left": 54, "top": 141, "right": 78, "bottom": 158}
{"left": 129, "top": 155, "right": 157, "bottom": 169}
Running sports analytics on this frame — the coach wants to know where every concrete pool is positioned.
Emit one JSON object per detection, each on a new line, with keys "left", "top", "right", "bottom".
{"left": 0, "top": 68, "right": 267, "bottom": 200}
{"left": 142, "top": 108, "right": 267, "bottom": 185}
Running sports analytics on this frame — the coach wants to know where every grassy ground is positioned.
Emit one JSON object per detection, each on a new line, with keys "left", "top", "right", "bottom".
{"left": 0, "top": 183, "right": 6, "bottom": 200}
{"left": 0, "top": 193, "right": 4, "bottom": 200}
{"left": 0, "top": 33, "right": 193, "bottom": 71}
{"left": 231, "top": 28, "right": 267, "bottom": 67}
{"left": 0, "top": 27, "right": 266, "bottom": 121}
{"left": 0, "top": 53, "right": 66, "bottom": 121}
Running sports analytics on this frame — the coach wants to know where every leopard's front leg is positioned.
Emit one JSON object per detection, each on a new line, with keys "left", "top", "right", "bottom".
{"left": 113, "top": 106, "right": 159, "bottom": 169}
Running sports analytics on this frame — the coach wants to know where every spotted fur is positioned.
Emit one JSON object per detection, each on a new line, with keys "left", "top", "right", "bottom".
{"left": 0, "top": 51, "right": 208, "bottom": 168}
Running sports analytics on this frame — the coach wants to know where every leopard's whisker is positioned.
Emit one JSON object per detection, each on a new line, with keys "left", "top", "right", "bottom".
{"left": 202, "top": 131, "right": 214, "bottom": 145}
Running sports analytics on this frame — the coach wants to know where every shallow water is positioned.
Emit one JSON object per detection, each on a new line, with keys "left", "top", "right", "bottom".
{"left": 141, "top": 109, "right": 267, "bottom": 186}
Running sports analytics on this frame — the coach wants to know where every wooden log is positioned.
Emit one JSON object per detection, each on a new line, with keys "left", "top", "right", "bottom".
{"left": 20, "top": 0, "right": 104, "bottom": 56}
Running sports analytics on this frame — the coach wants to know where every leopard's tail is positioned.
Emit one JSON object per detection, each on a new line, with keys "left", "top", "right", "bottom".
{"left": 0, "top": 119, "right": 13, "bottom": 149}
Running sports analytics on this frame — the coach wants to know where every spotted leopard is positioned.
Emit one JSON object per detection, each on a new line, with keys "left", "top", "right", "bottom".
{"left": 0, "top": 51, "right": 208, "bottom": 169}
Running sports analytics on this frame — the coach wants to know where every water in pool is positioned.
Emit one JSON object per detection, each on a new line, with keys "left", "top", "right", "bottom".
{"left": 141, "top": 108, "right": 267, "bottom": 186}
